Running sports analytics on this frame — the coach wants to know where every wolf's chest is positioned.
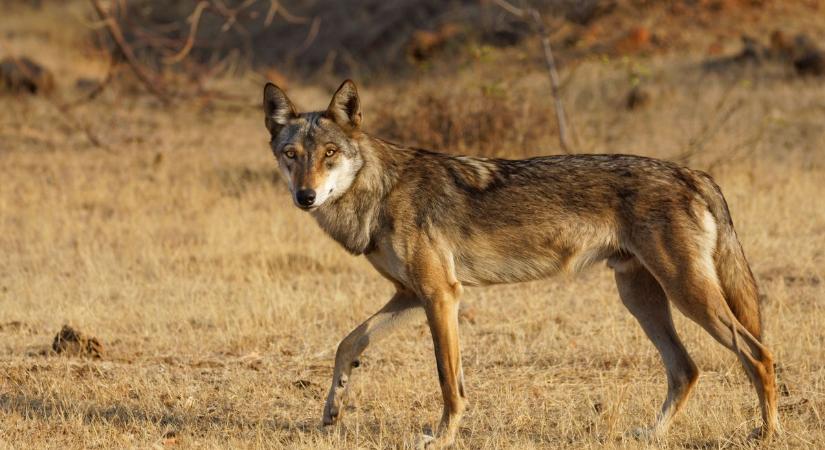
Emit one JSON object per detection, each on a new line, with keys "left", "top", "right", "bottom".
{"left": 312, "top": 204, "right": 374, "bottom": 255}
{"left": 365, "top": 237, "right": 409, "bottom": 285}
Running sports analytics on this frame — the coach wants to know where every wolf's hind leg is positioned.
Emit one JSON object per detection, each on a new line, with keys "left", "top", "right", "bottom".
{"left": 637, "top": 238, "right": 780, "bottom": 439}
{"left": 613, "top": 257, "right": 699, "bottom": 439}
{"left": 656, "top": 269, "right": 780, "bottom": 439}
{"left": 322, "top": 289, "right": 422, "bottom": 426}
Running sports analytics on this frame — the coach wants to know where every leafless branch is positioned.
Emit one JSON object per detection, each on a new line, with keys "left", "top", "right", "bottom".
{"left": 266, "top": 0, "right": 312, "bottom": 25}
{"left": 706, "top": 119, "right": 767, "bottom": 173}
{"left": 86, "top": 0, "right": 317, "bottom": 105}
{"left": 290, "top": 16, "right": 321, "bottom": 56}
{"left": 164, "top": 1, "right": 209, "bottom": 64}
{"left": 89, "top": 0, "right": 170, "bottom": 104}
{"left": 63, "top": 55, "right": 118, "bottom": 110}
{"left": 492, "top": 0, "right": 524, "bottom": 16}
{"left": 55, "top": 104, "right": 111, "bottom": 151}
{"left": 672, "top": 80, "right": 744, "bottom": 164}
{"left": 493, "top": 0, "right": 573, "bottom": 153}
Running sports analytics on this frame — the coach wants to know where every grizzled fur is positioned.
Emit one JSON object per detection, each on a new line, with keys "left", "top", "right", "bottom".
{"left": 263, "top": 80, "right": 779, "bottom": 447}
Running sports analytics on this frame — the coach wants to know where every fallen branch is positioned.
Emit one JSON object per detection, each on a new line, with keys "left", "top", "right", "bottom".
{"left": 493, "top": 0, "right": 574, "bottom": 153}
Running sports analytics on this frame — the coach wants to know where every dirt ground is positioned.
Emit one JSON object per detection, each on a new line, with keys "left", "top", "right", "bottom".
{"left": 1, "top": 1, "right": 824, "bottom": 449}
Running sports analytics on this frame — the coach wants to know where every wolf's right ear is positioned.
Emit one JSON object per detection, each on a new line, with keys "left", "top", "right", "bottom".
{"left": 263, "top": 83, "right": 297, "bottom": 136}
{"left": 326, "top": 79, "right": 361, "bottom": 132}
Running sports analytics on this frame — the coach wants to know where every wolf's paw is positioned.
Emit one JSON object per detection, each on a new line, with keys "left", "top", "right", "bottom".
{"left": 748, "top": 424, "right": 781, "bottom": 442}
{"left": 414, "top": 433, "right": 435, "bottom": 450}
{"left": 627, "top": 426, "right": 663, "bottom": 441}
{"left": 321, "top": 401, "right": 340, "bottom": 426}
{"left": 414, "top": 432, "right": 455, "bottom": 449}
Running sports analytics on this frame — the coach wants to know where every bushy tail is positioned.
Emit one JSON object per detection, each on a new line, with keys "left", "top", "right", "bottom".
{"left": 696, "top": 173, "right": 763, "bottom": 340}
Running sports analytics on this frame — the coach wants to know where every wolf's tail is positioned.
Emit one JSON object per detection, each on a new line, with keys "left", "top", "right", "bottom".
{"left": 695, "top": 173, "right": 763, "bottom": 340}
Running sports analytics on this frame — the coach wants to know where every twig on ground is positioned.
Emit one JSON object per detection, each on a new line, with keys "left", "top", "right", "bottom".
{"left": 493, "top": 0, "right": 574, "bottom": 153}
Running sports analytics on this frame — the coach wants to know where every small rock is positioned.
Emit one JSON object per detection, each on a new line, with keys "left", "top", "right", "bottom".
{"left": 52, "top": 325, "right": 104, "bottom": 358}
{"left": 614, "top": 26, "right": 651, "bottom": 54}
{"left": 407, "top": 23, "right": 462, "bottom": 62}
{"left": 627, "top": 27, "right": 651, "bottom": 46}
{"left": 0, "top": 56, "right": 54, "bottom": 94}
{"left": 794, "top": 51, "right": 825, "bottom": 76}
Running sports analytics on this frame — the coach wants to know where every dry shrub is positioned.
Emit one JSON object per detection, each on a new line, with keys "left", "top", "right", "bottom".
{"left": 373, "top": 86, "right": 558, "bottom": 158}
{"left": 119, "top": 0, "right": 485, "bottom": 75}
{"left": 114, "top": 1, "right": 613, "bottom": 77}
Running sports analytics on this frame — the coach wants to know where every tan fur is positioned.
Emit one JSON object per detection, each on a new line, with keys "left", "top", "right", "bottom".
{"left": 262, "top": 80, "right": 780, "bottom": 447}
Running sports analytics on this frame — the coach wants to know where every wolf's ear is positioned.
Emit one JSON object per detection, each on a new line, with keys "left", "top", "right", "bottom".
{"left": 326, "top": 79, "right": 361, "bottom": 131}
{"left": 263, "top": 82, "right": 297, "bottom": 136}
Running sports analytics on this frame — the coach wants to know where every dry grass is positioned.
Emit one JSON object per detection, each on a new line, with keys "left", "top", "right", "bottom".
{"left": 2, "top": 4, "right": 825, "bottom": 450}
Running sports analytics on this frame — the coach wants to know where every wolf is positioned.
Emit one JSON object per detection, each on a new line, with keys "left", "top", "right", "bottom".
{"left": 262, "top": 80, "right": 779, "bottom": 447}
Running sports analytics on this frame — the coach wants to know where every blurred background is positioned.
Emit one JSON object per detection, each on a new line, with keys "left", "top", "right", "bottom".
{"left": 3, "top": 0, "right": 824, "bottom": 159}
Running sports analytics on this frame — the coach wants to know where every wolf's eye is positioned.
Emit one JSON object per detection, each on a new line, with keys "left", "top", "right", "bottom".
{"left": 284, "top": 148, "right": 296, "bottom": 159}
{"left": 324, "top": 146, "right": 337, "bottom": 158}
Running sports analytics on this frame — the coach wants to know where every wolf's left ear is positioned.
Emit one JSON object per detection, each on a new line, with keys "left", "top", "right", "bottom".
{"left": 326, "top": 80, "right": 361, "bottom": 131}
{"left": 264, "top": 82, "right": 297, "bottom": 136}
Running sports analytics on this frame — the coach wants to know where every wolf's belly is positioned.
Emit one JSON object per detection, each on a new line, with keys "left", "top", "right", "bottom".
{"left": 453, "top": 250, "right": 567, "bottom": 286}
{"left": 452, "top": 231, "right": 616, "bottom": 286}
{"left": 365, "top": 225, "right": 618, "bottom": 288}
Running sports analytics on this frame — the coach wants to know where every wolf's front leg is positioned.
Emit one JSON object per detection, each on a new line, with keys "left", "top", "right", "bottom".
{"left": 322, "top": 290, "right": 421, "bottom": 425}
{"left": 416, "top": 290, "right": 466, "bottom": 449}
{"left": 409, "top": 241, "right": 466, "bottom": 449}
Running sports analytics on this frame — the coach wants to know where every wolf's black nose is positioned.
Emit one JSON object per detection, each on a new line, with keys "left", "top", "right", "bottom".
{"left": 296, "top": 189, "right": 316, "bottom": 207}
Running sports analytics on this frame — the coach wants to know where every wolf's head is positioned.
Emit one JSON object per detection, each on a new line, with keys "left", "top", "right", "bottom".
{"left": 263, "top": 80, "right": 364, "bottom": 210}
